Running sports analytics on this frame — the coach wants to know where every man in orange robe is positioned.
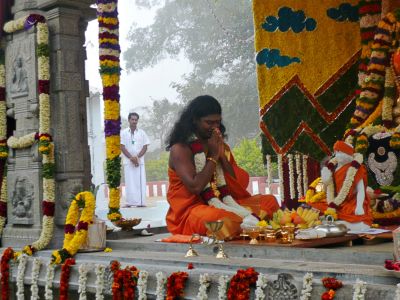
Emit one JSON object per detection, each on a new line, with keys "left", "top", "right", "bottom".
{"left": 165, "top": 95, "right": 279, "bottom": 240}
{"left": 310, "top": 141, "right": 372, "bottom": 227}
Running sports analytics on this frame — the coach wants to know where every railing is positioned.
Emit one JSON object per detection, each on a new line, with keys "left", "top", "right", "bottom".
{"left": 104, "top": 177, "right": 279, "bottom": 198}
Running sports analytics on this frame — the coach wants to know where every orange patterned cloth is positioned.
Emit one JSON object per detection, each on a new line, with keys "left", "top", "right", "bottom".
{"left": 166, "top": 152, "right": 279, "bottom": 240}
{"left": 310, "top": 163, "right": 372, "bottom": 225}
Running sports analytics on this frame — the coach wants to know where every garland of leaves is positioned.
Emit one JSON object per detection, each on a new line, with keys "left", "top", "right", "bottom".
{"left": 3, "top": 14, "right": 56, "bottom": 256}
{"left": 96, "top": 0, "right": 122, "bottom": 222}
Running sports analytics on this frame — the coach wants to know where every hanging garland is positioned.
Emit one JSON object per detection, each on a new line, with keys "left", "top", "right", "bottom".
{"left": 196, "top": 273, "right": 211, "bottom": 300}
{"left": 30, "top": 258, "right": 42, "bottom": 300}
{"left": 166, "top": 271, "right": 189, "bottom": 300}
{"left": 60, "top": 258, "right": 76, "bottom": 300}
{"left": 0, "top": 247, "right": 14, "bottom": 300}
{"left": 0, "top": 49, "right": 7, "bottom": 239}
{"left": 155, "top": 271, "right": 167, "bottom": 300}
{"left": 321, "top": 277, "right": 343, "bottom": 299}
{"left": 3, "top": 14, "right": 56, "bottom": 255}
{"left": 300, "top": 272, "right": 313, "bottom": 300}
{"left": 95, "top": 264, "right": 106, "bottom": 300}
{"left": 352, "top": 279, "right": 367, "bottom": 299}
{"left": 254, "top": 273, "right": 268, "bottom": 300}
{"left": 137, "top": 270, "right": 149, "bottom": 300}
{"left": 51, "top": 191, "right": 95, "bottom": 264}
{"left": 96, "top": 0, "right": 122, "bottom": 222}
{"left": 227, "top": 267, "right": 259, "bottom": 300}
{"left": 16, "top": 255, "right": 28, "bottom": 300}
{"left": 44, "top": 262, "right": 56, "bottom": 300}
{"left": 218, "top": 275, "right": 230, "bottom": 300}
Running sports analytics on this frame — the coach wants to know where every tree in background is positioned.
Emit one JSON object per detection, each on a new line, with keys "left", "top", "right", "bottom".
{"left": 125, "top": 0, "right": 259, "bottom": 146}
{"left": 141, "top": 98, "right": 182, "bottom": 150}
{"left": 146, "top": 151, "right": 169, "bottom": 181}
{"left": 232, "top": 138, "right": 277, "bottom": 178}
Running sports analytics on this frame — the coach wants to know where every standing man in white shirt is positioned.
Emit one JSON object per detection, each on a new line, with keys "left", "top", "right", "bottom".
{"left": 121, "top": 112, "right": 150, "bottom": 207}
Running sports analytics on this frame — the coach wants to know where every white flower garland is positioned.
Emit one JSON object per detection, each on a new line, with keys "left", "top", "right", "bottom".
{"left": 266, "top": 154, "right": 272, "bottom": 193}
{"left": 16, "top": 255, "right": 28, "bottom": 300}
{"left": 217, "top": 274, "right": 229, "bottom": 300}
{"left": 196, "top": 273, "right": 211, "bottom": 300}
{"left": 295, "top": 153, "right": 303, "bottom": 197}
{"left": 299, "top": 272, "right": 313, "bottom": 300}
{"left": 352, "top": 279, "right": 367, "bottom": 300}
{"left": 288, "top": 154, "right": 295, "bottom": 199}
{"left": 325, "top": 153, "right": 364, "bottom": 206}
{"left": 95, "top": 264, "right": 106, "bottom": 300}
{"left": 4, "top": 15, "right": 55, "bottom": 254}
{"left": 302, "top": 155, "right": 308, "bottom": 196}
{"left": 7, "top": 133, "right": 36, "bottom": 149}
{"left": 0, "top": 54, "right": 6, "bottom": 238}
{"left": 395, "top": 283, "right": 400, "bottom": 300}
{"left": 78, "top": 264, "right": 89, "bottom": 300}
{"left": 44, "top": 263, "right": 56, "bottom": 300}
{"left": 0, "top": 175, "right": 7, "bottom": 237}
{"left": 155, "top": 271, "right": 167, "bottom": 300}
{"left": 30, "top": 258, "right": 42, "bottom": 300}
{"left": 277, "top": 154, "right": 284, "bottom": 199}
{"left": 254, "top": 273, "right": 268, "bottom": 300}
{"left": 137, "top": 270, "right": 149, "bottom": 300}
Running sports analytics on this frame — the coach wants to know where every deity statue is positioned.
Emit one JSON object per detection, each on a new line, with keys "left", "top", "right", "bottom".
{"left": 11, "top": 176, "right": 34, "bottom": 219}
{"left": 309, "top": 141, "right": 372, "bottom": 231}
{"left": 10, "top": 56, "right": 28, "bottom": 94}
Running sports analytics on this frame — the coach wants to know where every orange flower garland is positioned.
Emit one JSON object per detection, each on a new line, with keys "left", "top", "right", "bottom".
{"left": 110, "top": 260, "right": 139, "bottom": 300}
{"left": 321, "top": 277, "right": 343, "bottom": 299}
{"left": 166, "top": 271, "right": 189, "bottom": 300}
{"left": 0, "top": 247, "right": 14, "bottom": 300}
{"left": 227, "top": 267, "right": 259, "bottom": 300}
{"left": 60, "top": 258, "right": 76, "bottom": 300}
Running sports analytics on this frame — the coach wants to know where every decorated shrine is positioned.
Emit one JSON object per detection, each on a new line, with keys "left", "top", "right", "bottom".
{"left": 0, "top": 0, "right": 399, "bottom": 299}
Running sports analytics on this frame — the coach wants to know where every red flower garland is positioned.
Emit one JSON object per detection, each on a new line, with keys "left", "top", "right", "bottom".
{"left": 59, "top": 258, "right": 76, "bottom": 300}
{"left": 166, "top": 271, "right": 189, "bottom": 300}
{"left": 227, "top": 267, "right": 259, "bottom": 300}
{"left": 321, "top": 277, "right": 343, "bottom": 300}
{"left": 110, "top": 260, "right": 139, "bottom": 300}
{"left": 0, "top": 247, "right": 14, "bottom": 300}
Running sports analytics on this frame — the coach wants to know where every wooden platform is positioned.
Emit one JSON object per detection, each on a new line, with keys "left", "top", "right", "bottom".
{"left": 230, "top": 234, "right": 359, "bottom": 248}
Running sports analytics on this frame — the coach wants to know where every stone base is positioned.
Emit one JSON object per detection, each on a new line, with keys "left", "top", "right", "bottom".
{"left": 1, "top": 226, "right": 42, "bottom": 248}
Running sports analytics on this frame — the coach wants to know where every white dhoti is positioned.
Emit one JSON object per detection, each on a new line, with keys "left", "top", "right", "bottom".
{"left": 124, "top": 163, "right": 147, "bottom": 206}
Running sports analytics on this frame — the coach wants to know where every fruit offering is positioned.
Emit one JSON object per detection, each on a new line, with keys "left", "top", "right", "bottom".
{"left": 269, "top": 207, "right": 321, "bottom": 229}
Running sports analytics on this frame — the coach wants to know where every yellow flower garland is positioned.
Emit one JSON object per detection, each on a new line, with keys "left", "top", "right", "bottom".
{"left": 304, "top": 177, "right": 326, "bottom": 203}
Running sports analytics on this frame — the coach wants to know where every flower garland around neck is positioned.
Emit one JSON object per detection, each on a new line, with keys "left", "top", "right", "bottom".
{"left": 51, "top": 191, "right": 95, "bottom": 264}
{"left": 4, "top": 14, "right": 56, "bottom": 255}
{"left": 227, "top": 267, "right": 259, "bottom": 300}
{"left": 97, "top": 0, "right": 123, "bottom": 222}
{"left": 166, "top": 271, "right": 189, "bottom": 300}
{"left": 324, "top": 153, "right": 364, "bottom": 213}
{"left": 60, "top": 258, "right": 76, "bottom": 300}
{"left": 300, "top": 272, "right": 313, "bottom": 300}
{"left": 0, "top": 49, "right": 7, "bottom": 239}
{"left": 321, "top": 277, "right": 343, "bottom": 300}
{"left": 0, "top": 247, "right": 14, "bottom": 300}
{"left": 189, "top": 139, "right": 251, "bottom": 219}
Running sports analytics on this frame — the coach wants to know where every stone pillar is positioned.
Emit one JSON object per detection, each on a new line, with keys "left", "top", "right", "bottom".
{"left": 2, "top": 0, "right": 95, "bottom": 248}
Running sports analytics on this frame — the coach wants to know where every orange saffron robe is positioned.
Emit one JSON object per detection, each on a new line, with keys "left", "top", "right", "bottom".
{"left": 310, "top": 164, "right": 372, "bottom": 225}
{"left": 166, "top": 153, "right": 279, "bottom": 239}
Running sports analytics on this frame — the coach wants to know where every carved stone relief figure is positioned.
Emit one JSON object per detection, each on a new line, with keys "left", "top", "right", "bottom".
{"left": 10, "top": 56, "right": 28, "bottom": 95}
{"left": 12, "top": 176, "right": 34, "bottom": 219}
{"left": 267, "top": 273, "right": 298, "bottom": 300}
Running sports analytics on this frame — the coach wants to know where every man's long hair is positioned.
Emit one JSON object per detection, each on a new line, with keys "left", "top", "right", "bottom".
{"left": 166, "top": 95, "right": 226, "bottom": 150}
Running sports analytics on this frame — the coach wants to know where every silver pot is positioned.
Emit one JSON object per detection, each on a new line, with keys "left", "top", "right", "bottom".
{"left": 315, "top": 215, "right": 349, "bottom": 237}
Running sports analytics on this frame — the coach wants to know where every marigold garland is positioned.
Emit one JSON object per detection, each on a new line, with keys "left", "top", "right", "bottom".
{"left": 51, "top": 191, "right": 95, "bottom": 264}
{"left": 304, "top": 177, "right": 326, "bottom": 204}
{"left": 227, "top": 267, "right": 259, "bottom": 300}
{"left": 166, "top": 271, "right": 189, "bottom": 300}
{"left": 0, "top": 247, "right": 14, "bottom": 300}
{"left": 97, "top": 0, "right": 122, "bottom": 222}
{"left": 321, "top": 277, "right": 343, "bottom": 300}
{"left": 60, "top": 258, "right": 76, "bottom": 300}
{"left": 110, "top": 260, "right": 139, "bottom": 300}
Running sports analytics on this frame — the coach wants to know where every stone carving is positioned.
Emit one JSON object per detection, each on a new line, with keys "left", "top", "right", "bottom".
{"left": 11, "top": 176, "right": 34, "bottom": 220}
{"left": 10, "top": 57, "right": 28, "bottom": 95}
{"left": 267, "top": 273, "right": 298, "bottom": 300}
